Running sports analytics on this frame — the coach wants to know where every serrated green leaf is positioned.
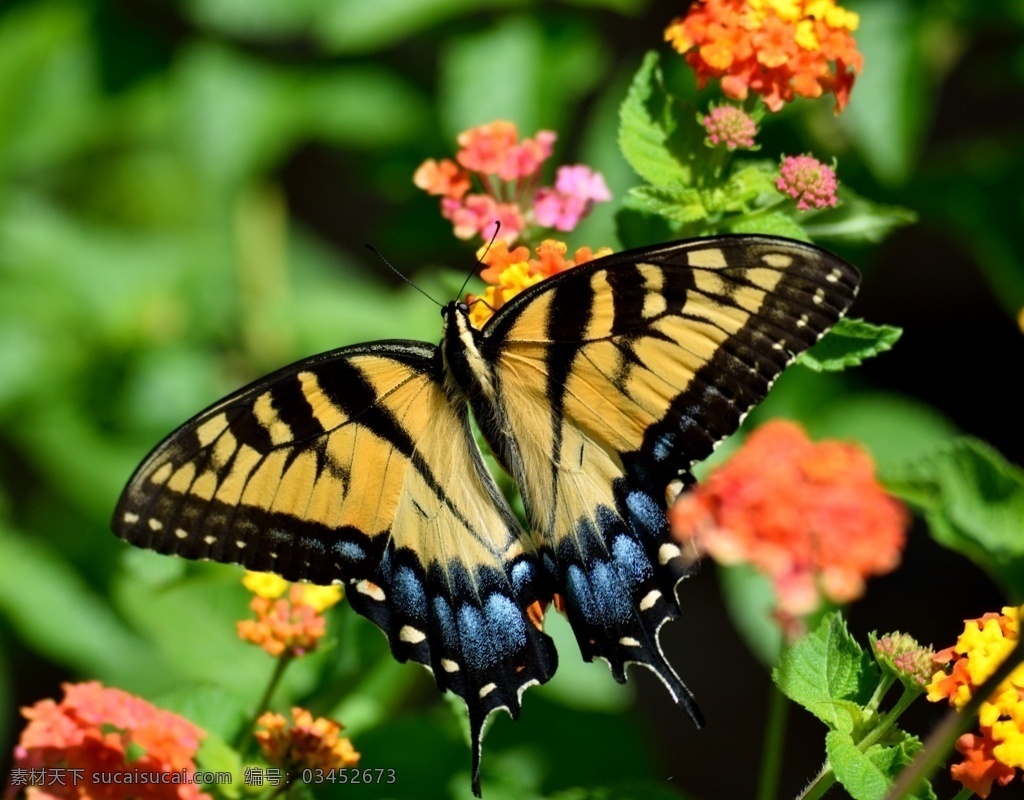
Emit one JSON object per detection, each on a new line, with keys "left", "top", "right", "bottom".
{"left": 628, "top": 185, "right": 706, "bottom": 224}
{"left": 885, "top": 438, "right": 1024, "bottom": 600}
{"left": 826, "top": 730, "right": 934, "bottom": 800}
{"left": 727, "top": 211, "right": 808, "bottom": 240}
{"left": 618, "top": 51, "right": 693, "bottom": 188}
{"left": 774, "top": 613, "right": 878, "bottom": 733}
{"left": 713, "top": 162, "right": 779, "bottom": 212}
{"left": 798, "top": 318, "right": 903, "bottom": 372}
{"left": 802, "top": 188, "right": 917, "bottom": 244}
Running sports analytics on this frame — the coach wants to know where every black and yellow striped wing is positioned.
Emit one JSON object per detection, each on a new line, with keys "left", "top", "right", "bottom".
{"left": 113, "top": 341, "right": 557, "bottom": 785}
{"left": 476, "top": 235, "right": 859, "bottom": 715}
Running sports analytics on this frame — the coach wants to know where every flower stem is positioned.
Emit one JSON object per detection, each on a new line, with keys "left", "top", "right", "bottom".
{"left": 950, "top": 789, "right": 974, "bottom": 800}
{"left": 795, "top": 761, "right": 835, "bottom": 800}
{"left": 237, "top": 654, "right": 293, "bottom": 754}
{"left": 884, "top": 635, "right": 1024, "bottom": 800}
{"left": 756, "top": 683, "right": 788, "bottom": 800}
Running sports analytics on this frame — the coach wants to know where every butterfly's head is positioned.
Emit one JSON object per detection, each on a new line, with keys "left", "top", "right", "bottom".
{"left": 442, "top": 300, "right": 470, "bottom": 318}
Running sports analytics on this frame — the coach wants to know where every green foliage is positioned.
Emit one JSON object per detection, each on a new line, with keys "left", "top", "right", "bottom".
{"left": 618, "top": 52, "right": 698, "bottom": 190}
{"left": 774, "top": 613, "right": 877, "bottom": 735}
{"left": 825, "top": 730, "right": 935, "bottom": 800}
{"left": 797, "top": 318, "right": 903, "bottom": 373}
{"left": 617, "top": 52, "right": 916, "bottom": 248}
{"left": 775, "top": 614, "right": 936, "bottom": 800}
{"left": 887, "top": 437, "right": 1024, "bottom": 600}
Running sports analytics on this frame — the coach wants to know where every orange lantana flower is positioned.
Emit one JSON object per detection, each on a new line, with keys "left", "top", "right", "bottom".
{"left": 8, "top": 682, "right": 207, "bottom": 800}
{"left": 665, "top": 0, "right": 863, "bottom": 112}
{"left": 669, "top": 420, "right": 907, "bottom": 637}
{"left": 256, "top": 707, "right": 360, "bottom": 775}
{"left": 467, "top": 239, "right": 613, "bottom": 328}
{"left": 927, "top": 606, "right": 1024, "bottom": 797}
{"left": 237, "top": 572, "right": 343, "bottom": 658}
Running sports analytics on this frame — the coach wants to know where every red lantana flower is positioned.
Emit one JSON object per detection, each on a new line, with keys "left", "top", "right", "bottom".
{"left": 669, "top": 420, "right": 907, "bottom": 636}
{"left": 7, "top": 682, "right": 207, "bottom": 800}
{"left": 665, "top": 0, "right": 863, "bottom": 112}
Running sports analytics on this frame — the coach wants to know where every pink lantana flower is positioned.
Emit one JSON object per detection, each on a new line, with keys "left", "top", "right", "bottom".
{"left": 533, "top": 166, "right": 612, "bottom": 231}
{"left": 700, "top": 105, "right": 759, "bottom": 150}
{"left": 776, "top": 154, "right": 839, "bottom": 211}
{"left": 415, "top": 121, "right": 611, "bottom": 244}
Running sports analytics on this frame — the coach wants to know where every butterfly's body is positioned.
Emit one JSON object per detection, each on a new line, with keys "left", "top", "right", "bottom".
{"left": 113, "top": 236, "right": 859, "bottom": 795}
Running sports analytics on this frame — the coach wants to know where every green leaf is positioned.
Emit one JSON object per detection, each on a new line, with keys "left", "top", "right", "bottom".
{"left": 713, "top": 162, "right": 779, "bottom": 212}
{"left": 439, "top": 16, "right": 608, "bottom": 141}
{"left": 727, "top": 211, "right": 808, "bottom": 241}
{"left": 627, "top": 185, "right": 707, "bottom": 224}
{"left": 885, "top": 438, "right": 1024, "bottom": 600}
{"left": 807, "top": 392, "right": 959, "bottom": 480}
{"left": 826, "top": 730, "right": 934, "bottom": 800}
{"left": 614, "top": 201, "right": 675, "bottom": 250}
{"left": 318, "top": 0, "right": 521, "bottom": 55}
{"left": 536, "top": 611, "right": 631, "bottom": 712}
{"left": 0, "top": 522, "right": 171, "bottom": 690}
{"left": 841, "top": 0, "right": 929, "bottom": 186}
{"left": 802, "top": 189, "right": 917, "bottom": 245}
{"left": 773, "top": 613, "right": 878, "bottom": 733}
{"left": 195, "top": 733, "right": 244, "bottom": 798}
{"left": 798, "top": 318, "right": 903, "bottom": 372}
{"left": 618, "top": 51, "right": 694, "bottom": 188}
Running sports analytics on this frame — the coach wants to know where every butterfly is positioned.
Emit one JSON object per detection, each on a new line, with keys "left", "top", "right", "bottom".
{"left": 113, "top": 235, "right": 859, "bottom": 795}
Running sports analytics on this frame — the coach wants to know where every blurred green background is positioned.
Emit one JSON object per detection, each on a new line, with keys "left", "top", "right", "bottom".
{"left": 1, "top": 0, "right": 1023, "bottom": 797}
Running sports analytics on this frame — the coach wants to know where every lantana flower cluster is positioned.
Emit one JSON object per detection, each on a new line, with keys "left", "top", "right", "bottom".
{"left": 237, "top": 571, "right": 343, "bottom": 658}
{"left": 665, "top": 0, "right": 863, "bottom": 112}
{"left": 669, "top": 420, "right": 908, "bottom": 636}
{"left": 466, "top": 239, "right": 612, "bottom": 328}
{"left": 414, "top": 120, "right": 610, "bottom": 244}
{"left": 256, "top": 707, "right": 360, "bottom": 774}
{"left": 7, "top": 682, "right": 207, "bottom": 800}
{"left": 927, "top": 606, "right": 1024, "bottom": 798}
{"left": 873, "top": 632, "right": 935, "bottom": 688}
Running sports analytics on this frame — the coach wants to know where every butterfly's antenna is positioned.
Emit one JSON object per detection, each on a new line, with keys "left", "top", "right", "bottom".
{"left": 365, "top": 245, "right": 442, "bottom": 308}
{"left": 456, "top": 221, "right": 501, "bottom": 301}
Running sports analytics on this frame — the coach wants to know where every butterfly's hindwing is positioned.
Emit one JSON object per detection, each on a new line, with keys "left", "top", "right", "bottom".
{"left": 113, "top": 341, "right": 557, "bottom": 793}
{"left": 477, "top": 235, "right": 859, "bottom": 718}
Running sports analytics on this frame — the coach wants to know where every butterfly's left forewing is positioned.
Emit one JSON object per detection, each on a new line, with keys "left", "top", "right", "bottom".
{"left": 113, "top": 342, "right": 556, "bottom": 793}
{"left": 478, "top": 236, "right": 859, "bottom": 716}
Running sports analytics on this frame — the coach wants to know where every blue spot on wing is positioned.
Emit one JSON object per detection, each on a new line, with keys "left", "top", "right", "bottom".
{"left": 625, "top": 490, "right": 664, "bottom": 537}
{"left": 394, "top": 566, "right": 427, "bottom": 621}
{"left": 653, "top": 432, "right": 675, "bottom": 461}
{"left": 510, "top": 560, "right": 534, "bottom": 594}
{"left": 611, "top": 534, "right": 651, "bottom": 587}
{"left": 432, "top": 595, "right": 458, "bottom": 653}
{"left": 458, "top": 605, "right": 493, "bottom": 670}
{"left": 333, "top": 540, "right": 365, "bottom": 563}
{"left": 485, "top": 593, "right": 527, "bottom": 655}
